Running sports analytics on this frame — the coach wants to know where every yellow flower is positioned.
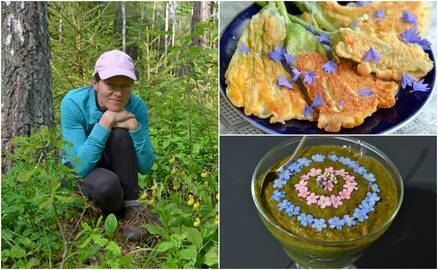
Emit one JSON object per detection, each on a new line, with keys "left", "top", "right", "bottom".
{"left": 171, "top": 168, "right": 177, "bottom": 175}
{"left": 140, "top": 191, "right": 148, "bottom": 200}
{"left": 148, "top": 199, "right": 155, "bottom": 206}
{"left": 169, "top": 157, "right": 176, "bottom": 164}
{"left": 193, "top": 217, "right": 201, "bottom": 227}
{"left": 214, "top": 214, "right": 219, "bottom": 225}
{"left": 193, "top": 200, "right": 200, "bottom": 210}
{"left": 201, "top": 171, "right": 208, "bottom": 178}
{"left": 187, "top": 195, "right": 195, "bottom": 206}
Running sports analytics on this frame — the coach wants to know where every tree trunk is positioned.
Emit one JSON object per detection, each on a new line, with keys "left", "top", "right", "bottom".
{"left": 191, "top": 1, "right": 212, "bottom": 48}
{"left": 164, "top": 2, "right": 169, "bottom": 56}
{"left": 1, "top": 1, "right": 54, "bottom": 170}
{"left": 120, "top": 1, "right": 126, "bottom": 52}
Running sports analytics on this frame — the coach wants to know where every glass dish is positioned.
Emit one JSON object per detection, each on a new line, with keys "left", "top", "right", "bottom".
{"left": 251, "top": 137, "right": 404, "bottom": 268}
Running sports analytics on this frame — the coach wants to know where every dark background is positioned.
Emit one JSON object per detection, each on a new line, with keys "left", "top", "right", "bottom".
{"left": 220, "top": 136, "right": 437, "bottom": 268}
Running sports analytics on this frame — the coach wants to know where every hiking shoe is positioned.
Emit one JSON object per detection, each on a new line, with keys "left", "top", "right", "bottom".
{"left": 122, "top": 204, "right": 158, "bottom": 242}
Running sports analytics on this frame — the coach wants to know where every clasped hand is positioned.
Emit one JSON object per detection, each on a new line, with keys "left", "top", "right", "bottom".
{"left": 99, "top": 109, "right": 138, "bottom": 131}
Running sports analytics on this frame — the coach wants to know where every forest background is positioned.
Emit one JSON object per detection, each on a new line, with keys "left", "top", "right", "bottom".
{"left": 1, "top": 1, "right": 218, "bottom": 268}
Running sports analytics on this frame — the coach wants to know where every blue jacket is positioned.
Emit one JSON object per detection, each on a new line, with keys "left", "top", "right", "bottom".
{"left": 60, "top": 85, "right": 154, "bottom": 177}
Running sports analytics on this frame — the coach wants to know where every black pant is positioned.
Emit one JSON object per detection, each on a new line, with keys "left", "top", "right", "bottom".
{"left": 68, "top": 128, "right": 140, "bottom": 213}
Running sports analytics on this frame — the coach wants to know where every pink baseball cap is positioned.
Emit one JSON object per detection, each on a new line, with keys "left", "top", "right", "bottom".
{"left": 93, "top": 50, "right": 137, "bottom": 81}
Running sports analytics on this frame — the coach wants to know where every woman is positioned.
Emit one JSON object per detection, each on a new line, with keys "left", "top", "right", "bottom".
{"left": 60, "top": 50, "right": 155, "bottom": 242}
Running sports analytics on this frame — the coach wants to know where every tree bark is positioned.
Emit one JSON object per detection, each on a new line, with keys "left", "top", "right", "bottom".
{"left": 1, "top": 1, "right": 54, "bottom": 170}
{"left": 191, "top": 1, "right": 212, "bottom": 48}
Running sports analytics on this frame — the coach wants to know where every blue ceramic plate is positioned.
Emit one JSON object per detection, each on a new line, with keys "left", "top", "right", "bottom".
{"left": 220, "top": 3, "right": 436, "bottom": 134}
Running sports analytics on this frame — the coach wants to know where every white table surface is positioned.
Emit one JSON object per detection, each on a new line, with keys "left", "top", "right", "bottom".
{"left": 219, "top": 1, "right": 437, "bottom": 135}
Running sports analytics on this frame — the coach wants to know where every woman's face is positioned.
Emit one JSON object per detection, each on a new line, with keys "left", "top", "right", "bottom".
{"left": 92, "top": 76, "right": 134, "bottom": 112}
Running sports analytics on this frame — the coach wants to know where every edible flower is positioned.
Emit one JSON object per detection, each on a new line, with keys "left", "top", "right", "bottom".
{"left": 362, "top": 47, "right": 381, "bottom": 62}
{"left": 297, "top": 157, "right": 312, "bottom": 167}
{"left": 356, "top": 1, "right": 371, "bottom": 6}
{"left": 360, "top": 200, "right": 375, "bottom": 213}
{"left": 303, "top": 106, "right": 314, "bottom": 119}
{"left": 298, "top": 213, "right": 314, "bottom": 227}
{"left": 374, "top": 9, "right": 384, "bottom": 18}
{"left": 364, "top": 173, "right": 376, "bottom": 182}
{"left": 317, "top": 195, "right": 331, "bottom": 209}
{"left": 277, "top": 76, "right": 294, "bottom": 90}
{"left": 290, "top": 67, "right": 301, "bottom": 81}
{"left": 401, "top": 72, "right": 415, "bottom": 89}
{"left": 312, "top": 154, "right": 325, "bottom": 162}
{"left": 323, "top": 181, "right": 335, "bottom": 192}
{"left": 402, "top": 10, "right": 417, "bottom": 25}
{"left": 329, "top": 216, "right": 345, "bottom": 230}
{"left": 306, "top": 192, "right": 319, "bottom": 205}
{"left": 315, "top": 33, "right": 330, "bottom": 45}
{"left": 358, "top": 89, "right": 373, "bottom": 96}
{"left": 278, "top": 199, "right": 291, "bottom": 211}
{"left": 343, "top": 215, "right": 357, "bottom": 227}
{"left": 298, "top": 187, "right": 310, "bottom": 198}
{"left": 367, "top": 192, "right": 380, "bottom": 202}
{"left": 312, "top": 218, "right": 327, "bottom": 232}
{"left": 268, "top": 46, "right": 284, "bottom": 62}
{"left": 354, "top": 166, "right": 367, "bottom": 174}
{"left": 330, "top": 195, "right": 343, "bottom": 208}
{"left": 353, "top": 208, "right": 369, "bottom": 222}
{"left": 288, "top": 162, "right": 301, "bottom": 173}
{"left": 399, "top": 28, "right": 431, "bottom": 50}
{"left": 309, "top": 168, "right": 322, "bottom": 176}
{"left": 311, "top": 95, "right": 324, "bottom": 107}
{"left": 284, "top": 51, "right": 295, "bottom": 65}
{"left": 279, "top": 167, "right": 292, "bottom": 180}
{"left": 272, "top": 190, "right": 285, "bottom": 201}
{"left": 273, "top": 178, "right": 286, "bottom": 188}
{"left": 411, "top": 79, "right": 430, "bottom": 93}
{"left": 335, "top": 169, "right": 347, "bottom": 176}
{"left": 240, "top": 43, "right": 251, "bottom": 53}
{"left": 369, "top": 183, "right": 380, "bottom": 193}
{"left": 339, "top": 189, "right": 351, "bottom": 200}
{"left": 306, "top": 25, "right": 317, "bottom": 35}
{"left": 351, "top": 23, "right": 359, "bottom": 29}
{"left": 303, "top": 71, "right": 316, "bottom": 85}
{"left": 328, "top": 154, "right": 339, "bottom": 162}
{"left": 322, "top": 60, "right": 336, "bottom": 74}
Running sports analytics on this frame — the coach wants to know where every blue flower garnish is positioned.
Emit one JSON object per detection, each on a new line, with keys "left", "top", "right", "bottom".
{"left": 329, "top": 216, "right": 345, "bottom": 230}
{"left": 312, "top": 218, "right": 327, "bottom": 232}
{"left": 278, "top": 199, "right": 291, "bottom": 211}
{"left": 343, "top": 215, "right": 357, "bottom": 227}
{"left": 351, "top": 23, "right": 359, "bottom": 29}
{"left": 269, "top": 46, "right": 284, "bottom": 62}
{"left": 286, "top": 205, "right": 300, "bottom": 216}
{"left": 297, "top": 157, "right": 311, "bottom": 167}
{"left": 312, "top": 154, "right": 325, "bottom": 162}
{"left": 364, "top": 173, "right": 376, "bottom": 182}
{"left": 284, "top": 51, "right": 295, "bottom": 65}
{"left": 290, "top": 67, "right": 301, "bottom": 82}
{"left": 410, "top": 79, "right": 430, "bottom": 93}
{"left": 356, "top": 1, "right": 371, "bottom": 6}
{"left": 303, "top": 106, "right": 314, "bottom": 119}
{"left": 306, "top": 25, "right": 317, "bottom": 35}
{"left": 303, "top": 71, "right": 316, "bottom": 85}
{"left": 360, "top": 200, "right": 375, "bottom": 213}
{"left": 322, "top": 60, "right": 336, "bottom": 74}
{"left": 240, "top": 43, "right": 251, "bottom": 53}
{"left": 353, "top": 208, "right": 369, "bottom": 222}
{"left": 369, "top": 183, "right": 380, "bottom": 193}
{"left": 311, "top": 95, "right": 324, "bottom": 107}
{"left": 402, "top": 10, "right": 417, "bottom": 25}
{"left": 288, "top": 162, "right": 302, "bottom": 173}
{"left": 363, "top": 47, "right": 381, "bottom": 62}
{"left": 328, "top": 154, "right": 339, "bottom": 162}
{"left": 367, "top": 192, "right": 380, "bottom": 202}
{"left": 401, "top": 72, "right": 415, "bottom": 89}
{"left": 354, "top": 166, "right": 367, "bottom": 174}
{"left": 272, "top": 190, "right": 285, "bottom": 201}
{"left": 277, "top": 76, "right": 294, "bottom": 90}
{"left": 316, "top": 33, "right": 330, "bottom": 45}
{"left": 273, "top": 178, "right": 286, "bottom": 188}
{"left": 298, "top": 213, "right": 314, "bottom": 227}
{"left": 374, "top": 9, "right": 384, "bottom": 18}
{"left": 338, "top": 100, "right": 344, "bottom": 110}
{"left": 399, "top": 28, "right": 431, "bottom": 51}
{"left": 358, "top": 89, "right": 373, "bottom": 96}
{"left": 279, "top": 167, "right": 292, "bottom": 180}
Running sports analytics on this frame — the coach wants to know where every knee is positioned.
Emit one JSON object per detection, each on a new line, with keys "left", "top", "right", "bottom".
{"left": 86, "top": 168, "right": 123, "bottom": 213}
{"left": 109, "top": 128, "right": 131, "bottom": 143}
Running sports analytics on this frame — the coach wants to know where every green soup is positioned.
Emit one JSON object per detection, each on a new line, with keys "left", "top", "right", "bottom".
{"left": 261, "top": 145, "right": 398, "bottom": 242}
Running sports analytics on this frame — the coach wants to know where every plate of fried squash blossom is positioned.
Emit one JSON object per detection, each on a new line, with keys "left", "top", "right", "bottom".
{"left": 220, "top": 1, "right": 435, "bottom": 133}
